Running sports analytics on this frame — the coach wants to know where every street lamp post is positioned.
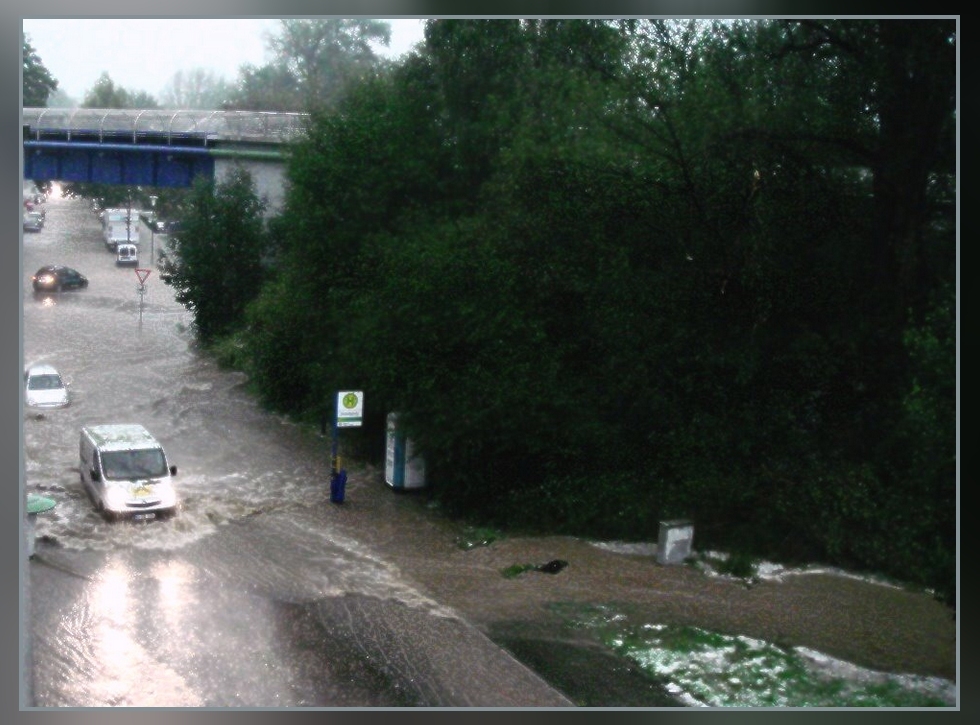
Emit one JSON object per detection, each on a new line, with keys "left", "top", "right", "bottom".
{"left": 149, "top": 195, "right": 158, "bottom": 268}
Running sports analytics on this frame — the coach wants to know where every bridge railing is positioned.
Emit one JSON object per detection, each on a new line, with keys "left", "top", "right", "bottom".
{"left": 22, "top": 108, "right": 310, "bottom": 145}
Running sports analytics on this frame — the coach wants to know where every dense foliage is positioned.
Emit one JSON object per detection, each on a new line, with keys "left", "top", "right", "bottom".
{"left": 81, "top": 71, "right": 161, "bottom": 109}
{"left": 165, "top": 19, "right": 957, "bottom": 603}
{"left": 22, "top": 36, "right": 58, "bottom": 107}
{"left": 161, "top": 168, "right": 269, "bottom": 343}
{"left": 224, "top": 19, "right": 392, "bottom": 112}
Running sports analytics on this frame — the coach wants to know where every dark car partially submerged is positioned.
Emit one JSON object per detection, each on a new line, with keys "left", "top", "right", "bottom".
{"left": 31, "top": 265, "right": 88, "bottom": 292}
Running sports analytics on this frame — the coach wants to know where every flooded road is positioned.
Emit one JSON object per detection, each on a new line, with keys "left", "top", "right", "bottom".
{"left": 22, "top": 193, "right": 574, "bottom": 708}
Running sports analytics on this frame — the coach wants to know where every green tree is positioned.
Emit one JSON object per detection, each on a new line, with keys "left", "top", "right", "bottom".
{"left": 160, "top": 68, "right": 233, "bottom": 109}
{"left": 162, "top": 167, "right": 268, "bottom": 342}
{"left": 128, "top": 90, "right": 161, "bottom": 109}
{"left": 47, "top": 88, "right": 76, "bottom": 107}
{"left": 422, "top": 19, "right": 530, "bottom": 200}
{"left": 82, "top": 72, "right": 128, "bottom": 108}
{"left": 224, "top": 63, "right": 300, "bottom": 111}
{"left": 229, "top": 19, "right": 955, "bottom": 594}
{"left": 241, "top": 55, "right": 449, "bottom": 414}
{"left": 583, "top": 19, "right": 957, "bottom": 589}
{"left": 79, "top": 72, "right": 159, "bottom": 108}
{"left": 23, "top": 36, "right": 58, "bottom": 106}
{"left": 224, "top": 19, "right": 391, "bottom": 112}
{"left": 269, "top": 18, "right": 391, "bottom": 110}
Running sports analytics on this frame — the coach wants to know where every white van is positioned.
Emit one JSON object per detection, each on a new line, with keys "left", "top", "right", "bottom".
{"left": 79, "top": 424, "right": 178, "bottom": 520}
{"left": 116, "top": 243, "right": 139, "bottom": 266}
{"left": 105, "top": 223, "right": 137, "bottom": 252}
{"left": 102, "top": 208, "right": 138, "bottom": 250}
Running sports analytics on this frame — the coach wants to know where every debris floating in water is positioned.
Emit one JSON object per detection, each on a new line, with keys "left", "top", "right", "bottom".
{"left": 502, "top": 559, "right": 569, "bottom": 578}
{"left": 536, "top": 559, "right": 569, "bottom": 574}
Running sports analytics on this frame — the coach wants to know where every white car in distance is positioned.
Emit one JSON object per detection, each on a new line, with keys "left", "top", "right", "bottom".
{"left": 24, "top": 364, "right": 70, "bottom": 409}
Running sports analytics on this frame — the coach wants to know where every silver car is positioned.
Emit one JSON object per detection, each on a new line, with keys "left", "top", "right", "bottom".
{"left": 24, "top": 364, "right": 70, "bottom": 409}
{"left": 23, "top": 211, "right": 44, "bottom": 232}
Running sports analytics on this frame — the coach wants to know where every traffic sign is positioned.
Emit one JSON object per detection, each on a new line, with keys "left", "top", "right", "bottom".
{"left": 336, "top": 390, "right": 364, "bottom": 427}
{"left": 135, "top": 268, "right": 152, "bottom": 284}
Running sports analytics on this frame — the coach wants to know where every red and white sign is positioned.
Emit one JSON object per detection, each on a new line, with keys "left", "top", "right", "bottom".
{"left": 135, "top": 268, "right": 152, "bottom": 284}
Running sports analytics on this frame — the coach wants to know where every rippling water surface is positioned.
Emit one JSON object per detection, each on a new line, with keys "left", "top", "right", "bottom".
{"left": 24, "top": 194, "right": 551, "bottom": 708}
{"left": 24, "top": 195, "right": 342, "bottom": 552}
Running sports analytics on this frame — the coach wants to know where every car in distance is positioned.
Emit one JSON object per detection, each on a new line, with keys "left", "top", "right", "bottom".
{"left": 115, "top": 243, "right": 139, "bottom": 266}
{"left": 24, "top": 363, "right": 70, "bottom": 409}
{"left": 79, "top": 424, "right": 179, "bottom": 521}
{"left": 31, "top": 265, "right": 88, "bottom": 292}
{"left": 23, "top": 211, "right": 44, "bottom": 233}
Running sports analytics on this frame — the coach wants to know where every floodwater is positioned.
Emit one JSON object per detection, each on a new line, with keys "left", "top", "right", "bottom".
{"left": 22, "top": 192, "right": 574, "bottom": 708}
{"left": 23, "top": 196, "right": 327, "bottom": 552}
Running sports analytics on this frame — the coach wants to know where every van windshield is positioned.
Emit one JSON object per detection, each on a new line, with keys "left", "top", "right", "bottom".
{"left": 101, "top": 449, "right": 168, "bottom": 480}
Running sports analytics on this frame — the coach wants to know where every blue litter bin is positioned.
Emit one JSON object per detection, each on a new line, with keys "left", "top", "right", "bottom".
{"left": 330, "top": 469, "right": 347, "bottom": 504}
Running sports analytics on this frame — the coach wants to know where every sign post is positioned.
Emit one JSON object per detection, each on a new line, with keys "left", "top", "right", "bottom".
{"left": 330, "top": 391, "right": 363, "bottom": 504}
{"left": 135, "top": 268, "right": 151, "bottom": 325}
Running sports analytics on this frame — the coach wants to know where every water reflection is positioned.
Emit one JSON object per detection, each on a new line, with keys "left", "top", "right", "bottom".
{"left": 47, "top": 554, "right": 205, "bottom": 706}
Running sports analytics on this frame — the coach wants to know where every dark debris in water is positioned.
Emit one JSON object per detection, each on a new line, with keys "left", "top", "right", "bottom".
{"left": 502, "top": 559, "right": 569, "bottom": 578}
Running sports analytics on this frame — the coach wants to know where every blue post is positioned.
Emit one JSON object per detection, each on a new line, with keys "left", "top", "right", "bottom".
{"left": 330, "top": 469, "right": 347, "bottom": 504}
{"left": 329, "top": 417, "right": 345, "bottom": 504}
{"left": 331, "top": 418, "right": 339, "bottom": 476}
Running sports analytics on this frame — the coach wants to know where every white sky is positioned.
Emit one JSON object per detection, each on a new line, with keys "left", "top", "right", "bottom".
{"left": 22, "top": 18, "right": 428, "bottom": 102}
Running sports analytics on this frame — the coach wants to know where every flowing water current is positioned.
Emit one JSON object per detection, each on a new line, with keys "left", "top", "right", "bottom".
{"left": 23, "top": 193, "right": 578, "bottom": 708}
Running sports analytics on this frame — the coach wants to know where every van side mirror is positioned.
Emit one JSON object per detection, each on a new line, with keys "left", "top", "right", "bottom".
{"left": 91, "top": 469, "right": 100, "bottom": 482}
{"left": 170, "top": 465, "right": 177, "bottom": 475}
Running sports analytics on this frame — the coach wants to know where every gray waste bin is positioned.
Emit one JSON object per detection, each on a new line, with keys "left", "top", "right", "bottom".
{"left": 656, "top": 519, "right": 694, "bottom": 565}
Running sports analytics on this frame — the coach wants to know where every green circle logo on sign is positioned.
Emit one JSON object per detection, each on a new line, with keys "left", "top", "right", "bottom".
{"left": 342, "top": 393, "right": 359, "bottom": 409}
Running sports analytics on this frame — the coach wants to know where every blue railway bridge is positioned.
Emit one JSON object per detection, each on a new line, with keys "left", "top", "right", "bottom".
{"left": 22, "top": 108, "right": 307, "bottom": 213}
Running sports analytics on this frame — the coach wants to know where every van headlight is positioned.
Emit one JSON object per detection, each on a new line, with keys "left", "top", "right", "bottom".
{"left": 105, "top": 486, "right": 129, "bottom": 510}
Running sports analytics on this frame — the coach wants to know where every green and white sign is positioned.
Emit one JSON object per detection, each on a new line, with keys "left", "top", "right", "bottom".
{"left": 336, "top": 390, "right": 364, "bottom": 427}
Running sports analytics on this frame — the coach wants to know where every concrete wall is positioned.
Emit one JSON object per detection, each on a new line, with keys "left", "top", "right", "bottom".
{"left": 214, "top": 157, "right": 288, "bottom": 218}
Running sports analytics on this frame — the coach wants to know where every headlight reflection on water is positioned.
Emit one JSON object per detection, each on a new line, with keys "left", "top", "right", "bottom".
{"left": 64, "top": 557, "right": 205, "bottom": 706}
{"left": 151, "top": 559, "right": 199, "bottom": 635}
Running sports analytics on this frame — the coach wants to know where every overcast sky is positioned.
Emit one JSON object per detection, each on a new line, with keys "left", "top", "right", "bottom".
{"left": 22, "top": 18, "right": 428, "bottom": 102}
